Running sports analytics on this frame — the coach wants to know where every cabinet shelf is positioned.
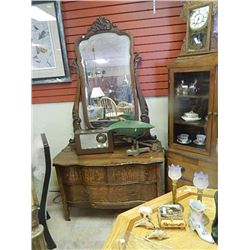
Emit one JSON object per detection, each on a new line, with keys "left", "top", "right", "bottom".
{"left": 174, "top": 140, "right": 205, "bottom": 148}
{"left": 174, "top": 118, "right": 207, "bottom": 128}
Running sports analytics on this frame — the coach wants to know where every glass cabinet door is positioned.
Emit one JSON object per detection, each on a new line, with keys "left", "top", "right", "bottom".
{"left": 171, "top": 70, "right": 213, "bottom": 155}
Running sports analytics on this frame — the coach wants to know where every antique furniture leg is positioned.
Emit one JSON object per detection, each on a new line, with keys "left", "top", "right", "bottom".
{"left": 55, "top": 166, "right": 71, "bottom": 220}
{"left": 38, "top": 133, "right": 57, "bottom": 249}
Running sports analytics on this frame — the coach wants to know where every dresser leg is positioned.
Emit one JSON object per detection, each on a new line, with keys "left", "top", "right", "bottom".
{"left": 55, "top": 167, "right": 71, "bottom": 221}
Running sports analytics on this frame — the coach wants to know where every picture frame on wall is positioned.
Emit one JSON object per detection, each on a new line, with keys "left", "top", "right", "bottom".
{"left": 31, "top": 0, "right": 70, "bottom": 84}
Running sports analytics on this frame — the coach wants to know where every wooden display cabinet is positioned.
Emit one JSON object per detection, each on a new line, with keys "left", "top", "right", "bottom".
{"left": 167, "top": 53, "right": 218, "bottom": 191}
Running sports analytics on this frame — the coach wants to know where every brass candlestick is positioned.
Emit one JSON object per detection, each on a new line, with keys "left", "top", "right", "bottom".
{"left": 168, "top": 164, "right": 184, "bottom": 211}
{"left": 197, "top": 188, "right": 204, "bottom": 201}
{"left": 172, "top": 179, "right": 177, "bottom": 204}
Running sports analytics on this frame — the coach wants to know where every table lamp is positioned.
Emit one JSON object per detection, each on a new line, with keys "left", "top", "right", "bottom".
{"left": 193, "top": 171, "right": 209, "bottom": 225}
{"left": 90, "top": 87, "right": 105, "bottom": 105}
{"left": 168, "top": 164, "right": 183, "bottom": 209}
{"left": 193, "top": 171, "right": 209, "bottom": 202}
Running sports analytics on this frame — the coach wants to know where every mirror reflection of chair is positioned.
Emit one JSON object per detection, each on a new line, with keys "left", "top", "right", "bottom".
{"left": 99, "top": 96, "right": 118, "bottom": 119}
{"left": 117, "top": 101, "right": 133, "bottom": 113}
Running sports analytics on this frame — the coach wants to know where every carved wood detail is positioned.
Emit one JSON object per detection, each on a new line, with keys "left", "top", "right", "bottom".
{"left": 71, "top": 59, "right": 82, "bottom": 133}
{"left": 85, "top": 16, "right": 118, "bottom": 38}
{"left": 134, "top": 52, "right": 150, "bottom": 123}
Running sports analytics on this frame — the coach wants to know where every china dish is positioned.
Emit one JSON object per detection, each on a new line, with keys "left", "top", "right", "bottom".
{"left": 177, "top": 138, "right": 192, "bottom": 144}
{"left": 193, "top": 139, "right": 205, "bottom": 146}
{"left": 181, "top": 116, "right": 201, "bottom": 122}
{"left": 177, "top": 133, "right": 189, "bottom": 140}
{"left": 184, "top": 111, "right": 199, "bottom": 118}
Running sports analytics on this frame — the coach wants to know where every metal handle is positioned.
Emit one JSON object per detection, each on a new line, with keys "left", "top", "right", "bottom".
{"left": 129, "top": 191, "right": 138, "bottom": 196}
{"left": 214, "top": 112, "right": 218, "bottom": 116}
{"left": 207, "top": 112, "right": 213, "bottom": 116}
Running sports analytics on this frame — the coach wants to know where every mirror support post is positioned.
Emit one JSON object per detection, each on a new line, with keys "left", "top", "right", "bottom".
{"left": 71, "top": 59, "right": 82, "bottom": 133}
{"left": 134, "top": 53, "right": 150, "bottom": 123}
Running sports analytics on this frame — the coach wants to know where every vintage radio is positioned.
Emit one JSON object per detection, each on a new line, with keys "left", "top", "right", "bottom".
{"left": 75, "top": 129, "right": 114, "bottom": 155}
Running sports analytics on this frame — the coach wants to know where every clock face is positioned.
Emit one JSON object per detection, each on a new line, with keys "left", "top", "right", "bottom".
{"left": 190, "top": 5, "right": 210, "bottom": 31}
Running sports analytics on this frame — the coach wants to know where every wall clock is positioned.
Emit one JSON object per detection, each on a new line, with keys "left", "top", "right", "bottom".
{"left": 181, "top": 1, "right": 217, "bottom": 55}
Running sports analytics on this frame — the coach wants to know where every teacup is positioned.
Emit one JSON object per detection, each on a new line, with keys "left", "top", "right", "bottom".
{"left": 178, "top": 133, "right": 189, "bottom": 143}
{"left": 196, "top": 134, "right": 206, "bottom": 144}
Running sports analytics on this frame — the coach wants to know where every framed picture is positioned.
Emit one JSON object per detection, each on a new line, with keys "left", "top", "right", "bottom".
{"left": 31, "top": 0, "right": 70, "bottom": 84}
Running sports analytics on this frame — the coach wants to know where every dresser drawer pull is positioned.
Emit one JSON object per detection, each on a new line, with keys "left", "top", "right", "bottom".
{"left": 128, "top": 191, "right": 138, "bottom": 196}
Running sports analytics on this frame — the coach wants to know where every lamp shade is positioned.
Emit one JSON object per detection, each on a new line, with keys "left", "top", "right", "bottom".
{"left": 193, "top": 171, "right": 209, "bottom": 189}
{"left": 107, "top": 120, "right": 154, "bottom": 138}
{"left": 91, "top": 87, "right": 105, "bottom": 98}
{"left": 168, "top": 164, "right": 182, "bottom": 180}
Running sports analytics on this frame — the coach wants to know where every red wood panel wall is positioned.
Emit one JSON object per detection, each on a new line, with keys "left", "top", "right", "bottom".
{"left": 32, "top": 0, "right": 186, "bottom": 104}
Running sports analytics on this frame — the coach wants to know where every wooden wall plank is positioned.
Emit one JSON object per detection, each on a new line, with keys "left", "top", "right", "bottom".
{"left": 32, "top": 1, "right": 185, "bottom": 104}
{"left": 62, "top": 2, "right": 182, "bottom": 20}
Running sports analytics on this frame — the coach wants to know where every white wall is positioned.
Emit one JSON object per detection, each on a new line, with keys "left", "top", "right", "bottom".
{"left": 32, "top": 97, "right": 168, "bottom": 189}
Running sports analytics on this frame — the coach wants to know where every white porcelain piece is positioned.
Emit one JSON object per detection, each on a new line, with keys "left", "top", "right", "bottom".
{"left": 177, "top": 138, "right": 192, "bottom": 145}
{"left": 145, "top": 229, "right": 169, "bottom": 240}
{"left": 134, "top": 218, "right": 155, "bottom": 229}
{"left": 177, "top": 133, "right": 189, "bottom": 143}
{"left": 188, "top": 216, "right": 215, "bottom": 244}
{"left": 181, "top": 116, "right": 201, "bottom": 122}
{"left": 193, "top": 139, "right": 205, "bottom": 146}
{"left": 184, "top": 111, "right": 199, "bottom": 118}
{"left": 139, "top": 206, "right": 152, "bottom": 219}
{"left": 196, "top": 134, "right": 206, "bottom": 144}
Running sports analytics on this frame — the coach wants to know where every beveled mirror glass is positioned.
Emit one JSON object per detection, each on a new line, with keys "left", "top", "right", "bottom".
{"left": 74, "top": 17, "right": 140, "bottom": 129}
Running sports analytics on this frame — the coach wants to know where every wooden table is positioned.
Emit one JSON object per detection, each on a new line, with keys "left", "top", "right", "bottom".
{"left": 103, "top": 185, "right": 217, "bottom": 250}
{"left": 53, "top": 145, "right": 164, "bottom": 221}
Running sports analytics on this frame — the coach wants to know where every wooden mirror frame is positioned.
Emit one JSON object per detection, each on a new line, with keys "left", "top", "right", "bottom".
{"left": 71, "top": 17, "right": 150, "bottom": 132}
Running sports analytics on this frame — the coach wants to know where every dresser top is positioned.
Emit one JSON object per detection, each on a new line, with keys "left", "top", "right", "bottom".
{"left": 53, "top": 145, "right": 165, "bottom": 167}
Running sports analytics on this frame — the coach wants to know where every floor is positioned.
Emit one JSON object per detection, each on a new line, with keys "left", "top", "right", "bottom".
{"left": 46, "top": 192, "right": 125, "bottom": 250}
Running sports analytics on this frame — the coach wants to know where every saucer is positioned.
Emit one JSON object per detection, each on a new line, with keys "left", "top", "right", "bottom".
{"left": 177, "top": 138, "right": 192, "bottom": 144}
{"left": 181, "top": 116, "right": 201, "bottom": 122}
{"left": 193, "top": 139, "right": 205, "bottom": 146}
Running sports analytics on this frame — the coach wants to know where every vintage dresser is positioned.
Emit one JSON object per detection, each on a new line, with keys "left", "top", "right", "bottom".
{"left": 53, "top": 145, "right": 164, "bottom": 220}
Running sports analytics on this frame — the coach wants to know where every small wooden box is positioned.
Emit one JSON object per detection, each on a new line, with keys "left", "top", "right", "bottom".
{"left": 157, "top": 204, "right": 186, "bottom": 229}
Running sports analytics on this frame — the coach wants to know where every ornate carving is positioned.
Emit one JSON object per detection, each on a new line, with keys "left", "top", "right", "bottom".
{"left": 85, "top": 16, "right": 118, "bottom": 38}
{"left": 72, "top": 109, "right": 81, "bottom": 132}
{"left": 134, "top": 53, "right": 156, "bottom": 140}
{"left": 134, "top": 53, "right": 150, "bottom": 124}
{"left": 181, "top": 1, "right": 217, "bottom": 20}
{"left": 71, "top": 58, "right": 82, "bottom": 132}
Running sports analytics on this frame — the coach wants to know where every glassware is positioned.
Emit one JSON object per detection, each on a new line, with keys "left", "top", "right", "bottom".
{"left": 193, "top": 171, "right": 209, "bottom": 201}
{"left": 168, "top": 164, "right": 183, "bottom": 210}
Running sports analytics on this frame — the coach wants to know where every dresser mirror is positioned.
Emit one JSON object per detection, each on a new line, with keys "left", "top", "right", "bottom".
{"left": 72, "top": 17, "right": 151, "bottom": 131}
